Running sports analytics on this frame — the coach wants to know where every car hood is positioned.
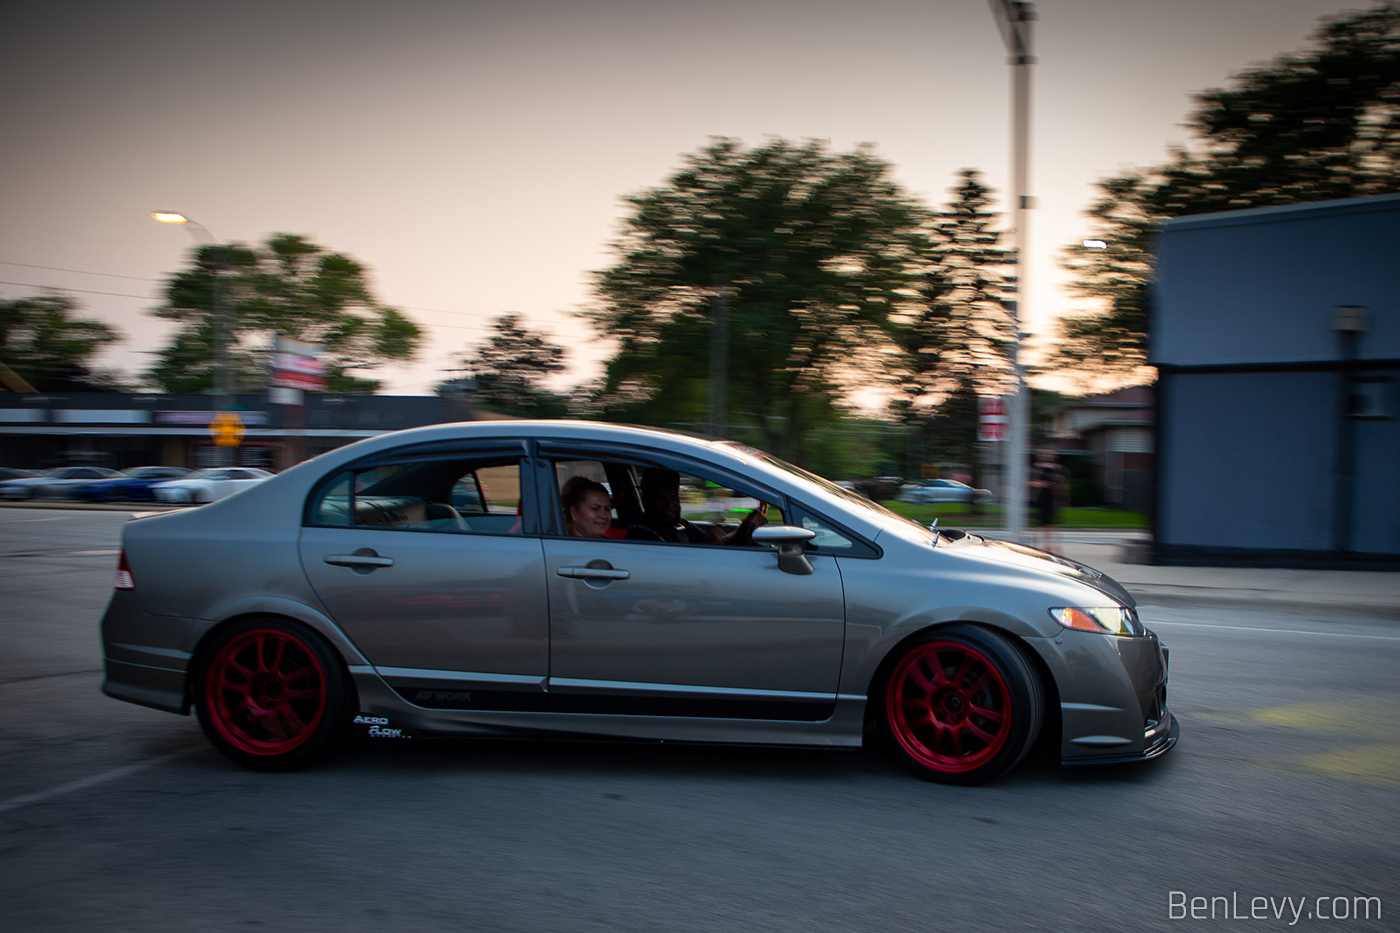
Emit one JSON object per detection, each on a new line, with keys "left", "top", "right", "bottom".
{"left": 937, "top": 531, "right": 1137, "bottom": 608}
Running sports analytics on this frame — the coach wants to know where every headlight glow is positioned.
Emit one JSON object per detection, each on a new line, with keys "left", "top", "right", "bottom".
{"left": 1049, "top": 606, "right": 1141, "bottom": 636}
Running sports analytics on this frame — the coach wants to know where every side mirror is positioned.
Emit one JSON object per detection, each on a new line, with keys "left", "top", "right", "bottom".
{"left": 751, "top": 525, "right": 817, "bottom": 575}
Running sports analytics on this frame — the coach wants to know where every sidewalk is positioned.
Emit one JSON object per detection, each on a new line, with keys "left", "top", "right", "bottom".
{"left": 1052, "top": 534, "right": 1400, "bottom": 618}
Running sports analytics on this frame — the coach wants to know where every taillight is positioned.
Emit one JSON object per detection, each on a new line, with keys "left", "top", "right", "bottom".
{"left": 115, "top": 549, "right": 134, "bottom": 590}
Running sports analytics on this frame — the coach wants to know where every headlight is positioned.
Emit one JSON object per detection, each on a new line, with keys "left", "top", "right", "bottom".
{"left": 1049, "top": 606, "right": 1143, "bottom": 637}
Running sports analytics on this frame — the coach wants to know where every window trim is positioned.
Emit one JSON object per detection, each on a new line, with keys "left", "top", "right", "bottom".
{"left": 536, "top": 441, "right": 879, "bottom": 556}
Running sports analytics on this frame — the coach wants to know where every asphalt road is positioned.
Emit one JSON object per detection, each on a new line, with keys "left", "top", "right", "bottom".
{"left": 2, "top": 510, "right": 1397, "bottom": 932}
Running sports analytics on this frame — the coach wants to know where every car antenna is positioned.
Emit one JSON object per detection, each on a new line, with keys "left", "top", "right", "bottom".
{"left": 928, "top": 516, "right": 940, "bottom": 545}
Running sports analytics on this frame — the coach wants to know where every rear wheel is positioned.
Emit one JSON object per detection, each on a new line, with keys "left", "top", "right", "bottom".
{"left": 195, "top": 618, "right": 352, "bottom": 771}
{"left": 880, "top": 625, "right": 1042, "bottom": 785}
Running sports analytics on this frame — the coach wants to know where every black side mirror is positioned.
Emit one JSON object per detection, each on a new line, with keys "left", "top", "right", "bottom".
{"left": 751, "top": 525, "right": 817, "bottom": 575}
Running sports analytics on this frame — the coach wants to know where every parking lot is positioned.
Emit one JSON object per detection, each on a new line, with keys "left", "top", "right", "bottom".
{"left": 2, "top": 508, "right": 1397, "bottom": 931}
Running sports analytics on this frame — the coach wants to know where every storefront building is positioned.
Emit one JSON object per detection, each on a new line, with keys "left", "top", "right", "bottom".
{"left": 0, "top": 394, "right": 478, "bottom": 472}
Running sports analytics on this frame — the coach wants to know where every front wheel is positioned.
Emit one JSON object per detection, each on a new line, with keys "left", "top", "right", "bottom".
{"left": 195, "top": 618, "right": 353, "bottom": 771}
{"left": 880, "top": 625, "right": 1043, "bottom": 785}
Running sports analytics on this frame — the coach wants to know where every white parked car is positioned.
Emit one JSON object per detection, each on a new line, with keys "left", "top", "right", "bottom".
{"left": 152, "top": 468, "right": 274, "bottom": 504}
{"left": 896, "top": 478, "right": 994, "bottom": 505}
{"left": 0, "top": 466, "right": 121, "bottom": 499}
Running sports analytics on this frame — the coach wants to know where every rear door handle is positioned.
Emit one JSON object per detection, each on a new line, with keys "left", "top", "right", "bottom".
{"left": 557, "top": 566, "right": 630, "bottom": 581}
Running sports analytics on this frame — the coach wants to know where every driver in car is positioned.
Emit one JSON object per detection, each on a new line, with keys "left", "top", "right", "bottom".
{"left": 627, "top": 467, "right": 767, "bottom": 545}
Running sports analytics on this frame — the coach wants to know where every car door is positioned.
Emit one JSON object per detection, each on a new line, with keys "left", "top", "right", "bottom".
{"left": 298, "top": 442, "right": 551, "bottom": 711}
{"left": 539, "top": 449, "right": 846, "bottom": 721}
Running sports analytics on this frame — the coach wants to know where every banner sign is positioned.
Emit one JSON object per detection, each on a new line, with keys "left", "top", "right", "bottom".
{"left": 270, "top": 337, "right": 326, "bottom": 391}
{"left": 978, "top": 396, "right": 1009, "bottom": 443}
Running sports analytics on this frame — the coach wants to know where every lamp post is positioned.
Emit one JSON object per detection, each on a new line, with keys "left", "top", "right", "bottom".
{"left": 153, "top": 211, "right": 235, "bottom": 465}
{"left": 1332, "top": 305, "right": 1368, "bottom": 554}
{"left": 987, "top": 0, "right": 1035, "bottom": 542}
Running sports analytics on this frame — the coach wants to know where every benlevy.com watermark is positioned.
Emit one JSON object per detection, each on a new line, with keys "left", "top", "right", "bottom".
{"left": 1169, "top": 892, "right": 1383, "bottom": 924}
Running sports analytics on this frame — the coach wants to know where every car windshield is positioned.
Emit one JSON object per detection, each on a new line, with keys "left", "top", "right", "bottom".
{"left": 719, "top": 442, "right": 938, "bottom": 540}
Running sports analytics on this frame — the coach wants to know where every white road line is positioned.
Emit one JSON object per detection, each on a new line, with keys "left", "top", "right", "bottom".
{"left": 1148, "top": 620, "right": 1400, "bottom": 642}
{"left": 0, "top": 752, "right": 187, "bottom": 815}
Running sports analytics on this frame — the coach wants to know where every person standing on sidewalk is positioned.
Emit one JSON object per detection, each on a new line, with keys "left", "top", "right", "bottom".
{"left": 1030, "top": 451, "right": 1067, "bottom": 555}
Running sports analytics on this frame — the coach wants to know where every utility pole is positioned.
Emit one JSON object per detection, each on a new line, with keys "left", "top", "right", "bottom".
{"left": 987, "top": 0, "right": 1035, "bottom": 542}
{"left": 153, "top": 212, "right": 236, "bottom": 465}
{"left": 708, "top": 274, "right": 729, "bottom": 438}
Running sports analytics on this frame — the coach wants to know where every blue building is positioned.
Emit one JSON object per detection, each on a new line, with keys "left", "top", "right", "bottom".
{"left": 1152, "top": 193, "right": 1400, "bottom": 566}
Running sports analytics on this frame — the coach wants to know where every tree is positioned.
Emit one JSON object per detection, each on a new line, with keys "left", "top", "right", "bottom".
{"left": 1054, "top": 1, "right": 1400, "bottom": 377}
{"left": 0, "top": 294, "right": 124, "bottom": 391}
{"left": 147, "top": 234, "right": 422, "bottom": 394}
{"left": 438, "top": 313, "right": 569, "bottom": 417}
{"left": 585, "top": 137, "right": 933, "bottom": 462}
{"left": 888, "top": 169, "right": 1014, "bottom": 475}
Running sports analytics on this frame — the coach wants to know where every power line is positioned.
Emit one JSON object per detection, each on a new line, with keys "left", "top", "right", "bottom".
{"left": 0, "top": 260, "right": 161, "bottom": 282}
{"left": 0, "top": 281, "right": 157, "bottom": 300}
{"left": 0, "top": 260, "right": 538, "bottom": 328}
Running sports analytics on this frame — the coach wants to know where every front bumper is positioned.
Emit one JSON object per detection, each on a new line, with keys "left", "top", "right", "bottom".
{"left": 1062, "top": 712, "right": 1180, "bottom": 766}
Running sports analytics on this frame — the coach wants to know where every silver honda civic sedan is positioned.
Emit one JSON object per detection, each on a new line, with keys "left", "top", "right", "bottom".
{"left": 101, "top": 420, "right": 1177, "bottom": 784}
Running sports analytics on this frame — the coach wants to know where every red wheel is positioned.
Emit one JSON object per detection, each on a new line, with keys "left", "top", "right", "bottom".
{"left": 881, "top": 625, "right": 1041, "bottom": 784}
{"left": 196, "top": 619, "right": 352, "bottom": 770}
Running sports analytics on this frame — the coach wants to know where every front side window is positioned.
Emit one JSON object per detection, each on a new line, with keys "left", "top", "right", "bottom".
{"left": 309, "top": 455, "right": 523, "bottom": 535}
{"left": 549, "top": 456, "right": 781, "bottom": 546}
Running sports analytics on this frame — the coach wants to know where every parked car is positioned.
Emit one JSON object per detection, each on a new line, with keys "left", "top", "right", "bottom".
{"left": 102, "top": 420, "right": 1176, "bottom": 783}
{"left": 77, "top": 466, "right": 194, "bottom": 502}
{"left": 0, "top": 466, "right": 121, "bottom": 499}
{"left": 897, "top": 478, "right": 994, "bottom": 505}
{"left": 151, "top": 468, "right": 274, "bottom": 504}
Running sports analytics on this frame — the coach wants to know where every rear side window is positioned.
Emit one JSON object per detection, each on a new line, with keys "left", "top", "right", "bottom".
{"left": 308, "top": 456, "right": 524, "bottom": 536}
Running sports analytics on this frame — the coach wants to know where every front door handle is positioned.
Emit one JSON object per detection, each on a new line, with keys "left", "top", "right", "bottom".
{"left": 325, "top": 551, "right": 395, "bottom": 569}
{"left": 557, "top": 566, "right": 630, "bottom": 580}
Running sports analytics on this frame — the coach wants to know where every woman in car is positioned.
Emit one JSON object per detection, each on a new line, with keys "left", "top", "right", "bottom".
{"left": 561, "top": 476, "right": 613, "bottom": 538}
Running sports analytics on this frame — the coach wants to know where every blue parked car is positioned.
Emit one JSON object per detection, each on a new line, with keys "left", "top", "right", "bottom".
{"left": 77, "top": 466, "right": 193, "bottom": 502}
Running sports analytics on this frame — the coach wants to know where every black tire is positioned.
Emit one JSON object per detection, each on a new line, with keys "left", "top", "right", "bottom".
{"left": 878, "top": 624, "right": 1043, "bottom": 785}
{"left": 194, "top": 617, "right": 354, "bottom": 771}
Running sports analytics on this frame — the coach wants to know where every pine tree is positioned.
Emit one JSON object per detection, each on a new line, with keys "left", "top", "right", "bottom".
{"left": 890, "top": 169, "right": 1014, "bottom": 475}
{"left": 440, "top": 314, "right": 568, "bottom": 416}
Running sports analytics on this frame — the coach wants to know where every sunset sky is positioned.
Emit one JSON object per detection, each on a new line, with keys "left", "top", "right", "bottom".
{"left": 0, "top": 0, "right": 1372, "bottom": 399}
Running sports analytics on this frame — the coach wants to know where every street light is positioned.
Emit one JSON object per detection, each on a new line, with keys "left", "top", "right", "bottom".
{"left": 988, "top": 0, "right": 1036, "bottom": 543}
{"left": 151, "top": 211, "right": 216, "bottom": 244}
{"left": 152, "top": 211, "right": 235, "bottom": 462}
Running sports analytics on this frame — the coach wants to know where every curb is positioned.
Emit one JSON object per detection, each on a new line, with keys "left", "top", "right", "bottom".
{"left": 0, "top": 500, "right": 182, "bottom": 512}
{"left": 1123, "top": 586, "right": 1400, "bottom": 619}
